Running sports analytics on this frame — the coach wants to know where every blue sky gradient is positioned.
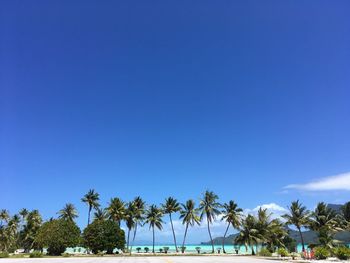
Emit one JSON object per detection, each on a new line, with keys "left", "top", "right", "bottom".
{"left": 1, "top": 1, "right": 350, "bottom": 243}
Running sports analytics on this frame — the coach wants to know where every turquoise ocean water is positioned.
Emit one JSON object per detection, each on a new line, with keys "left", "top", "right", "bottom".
{"left": 129, "top": 244, "right": 306, "bottom": 253}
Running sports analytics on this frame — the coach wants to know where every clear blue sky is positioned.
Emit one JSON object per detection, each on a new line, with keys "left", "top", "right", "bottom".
{"left": 1, "top": 1, "right": 350, "bottom": 243}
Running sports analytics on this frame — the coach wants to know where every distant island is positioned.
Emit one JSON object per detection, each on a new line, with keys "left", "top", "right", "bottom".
{"left": 201, "top": 204, "right": 350, "bottom": 245}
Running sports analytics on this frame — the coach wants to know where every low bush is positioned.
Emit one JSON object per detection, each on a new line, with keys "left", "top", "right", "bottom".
{"left": 278, "top": 248, "right": 289, "bottom": 257}
{"left": 163, "top": 247, "right": 169, "bottom": 254}
{"left": 334, "top": 246, "right": 350, "bottom": 260}
{"left": 29, "top": 251, "right": 43, "bottom": 258}
{"left": 259, "top": 248, "right": 272, "bottom": 257}
{"left": 314, "top": 247, "right": 330, "bottom": 260}
{"left": 61, "top": 253, "right": 71, "bottom": 257}
{"left": 0, "top": 252, "right": 9, "bottom": 258}
{"left": 195, "top": 247, "right": 201, "bottom": 254}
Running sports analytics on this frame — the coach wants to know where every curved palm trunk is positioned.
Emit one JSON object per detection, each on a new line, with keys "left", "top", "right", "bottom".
{"left": 222, "top": 223, "right": 230, "bottom": 253}
{"left": 207, "top": 218, "right": 214, "bottom": 253}
{"left": 152, "top": 225, "right": 155, "bottom": 254}
{"left": 127, "top": 228, "right": 130, "bottom": 251}
{"left": 182, "top": 223, "right": 189, "bottom": 253}
{"left": 130, "top": 224, "right": 138, "bottom": 254}
{"left": 298, "top": 227, "right": 305, "bottom": 252}
{"left": 169, "top": 213, "right": 178, "bottom": 252}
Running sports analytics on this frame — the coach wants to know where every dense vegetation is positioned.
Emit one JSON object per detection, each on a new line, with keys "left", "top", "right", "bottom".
{"left": 83, "top": 219, "right": 125, "bottom": 254}
{"left": 0, "top": 189, "right": 350, "bottom": 258}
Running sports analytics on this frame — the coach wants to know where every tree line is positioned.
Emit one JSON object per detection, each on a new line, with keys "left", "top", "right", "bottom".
{"left": 1, "top": 189, "right": 350, "bottom": 256}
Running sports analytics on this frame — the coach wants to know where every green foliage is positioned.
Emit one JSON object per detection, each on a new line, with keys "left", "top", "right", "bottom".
{"left": 136, "top": 247, "right": 141, "bottom": 253}
{"left": 144, "top": 247, "right": 149, "bottom": 253}
{"left": 195, "top": 247, "right": 201, "bottom": 254}
{"left": 259, "top": 248, "right": 272, "bottom": 257}
{"left": 82, "top": 219, "right": 125, "bottom": 254}
{"left": 0, "top": 252, "right": 9, "bottom": 258}
{"left": 163, "top": 247, "right": 169, "bottom": 253}
{"left": 334, "top": 246, "right": 350, "bottom": 260}
{"left": 278, "top": 247, "right": 289, "bottom": 257}
{"left": 282, "top": 235, "right": 297, "bottom": 253}
{"left": 61, "top": 253, "right": 71, "bottom": 257}
{"left": 29, "top": 251, "right": 43, "bottom": 258}
{"left": 35, "top": 219, "right": 81, "bottom": 256}
{"left": 180, "top": 246, "right": 186, "bottom": 253}
{"left": 314, "top": 247, "right": 330, "bottom": 260}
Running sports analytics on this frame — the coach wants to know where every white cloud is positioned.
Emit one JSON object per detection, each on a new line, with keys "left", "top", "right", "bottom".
{"left": 244, "top": 203, "right": 287, "bottom": 220}
{"left": 285, "top": 172, "right": 350, "bottom": 191}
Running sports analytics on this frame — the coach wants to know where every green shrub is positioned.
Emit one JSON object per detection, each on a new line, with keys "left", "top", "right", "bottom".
{"left": 259, "top": 248, "right": 272, "bottom": 257}
{"left": 61, "top": 253, "right": 71, "bottom": 257}
{"left": 163, "top": 247, "right": 169, "bottom": 253}
{"left": 334, "top": 246, "right": 350, "bottom": 260}
{"left": 195, "top": 247, "right": 201, "bottom": 254}
{"left": 0, "top": 252, "right": 9, "bottom": 258}
{"left": 29, "top": 251, "right": 43, "bottom": 258}
{"left": 82, "top": 220, "right": 125, "bottom": 254}
{"left": 314, "top": 247, "right": 330, "bottom": 260}
{"left": 144, "top": 247, "right": 149, "bottom": 253}
{"left": 136, "top": 247, "right": 141, "bottom": 253}
{"left": 35, "top": 219, "right": 81, "bottom": 256}
{"left": 180, "top": 246, "right": 186, "bottom": 253}
{"left": 278, "top": 248, "right": 289, "bottom": 257}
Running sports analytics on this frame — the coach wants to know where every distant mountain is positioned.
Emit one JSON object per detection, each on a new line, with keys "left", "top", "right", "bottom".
{"left": 201, "top": 203, "right": 349, "bottom": 245}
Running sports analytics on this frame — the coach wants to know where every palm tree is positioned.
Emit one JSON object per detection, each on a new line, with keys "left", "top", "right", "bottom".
{"left": 309, "top": 202, "right": 342, "bottom": 248}
{"left": 179, "top": 199, "right": 200, "bottom": 252}
{"left": 125, "top": 202, "right": 136, "bottom": 251}
{"left": 58, "top": 203, "right": 78, "bottom": 221}
{"left": 235, "top": 214, "right": 259, "bottom": 255}
{"left": 19, "top": 208, "right": 29, "bottom": 221}
{"left": 94, "top": 208, "right": 107, "bottom": 221}
{"left": 145, "top": 205, "right": 163, "bottom": 253}
{"left": 162, "top": 197, "right": 181, "bottom": 252}
{"left": 199, "top": 190, "right": 221, "bottom": 253}
{"left": 221, "top": 200, "right": 242, "bottom": 253}
{"left": 81, "top": 189, "right": 100, "bottom": 225}
{"left": 107, "top": 197, "right": 125, "bottom": 226}
{"left": 21, "top": 210, "right": 42, "bottom": 252}
{"left": 0, "top": 209, "right": 9, "bottom": 226}
{"left": 130, "top": 196, "right": 145, "bottom": 253}
{"left": 282, "top": 200, "right": 310, "bottom": 252}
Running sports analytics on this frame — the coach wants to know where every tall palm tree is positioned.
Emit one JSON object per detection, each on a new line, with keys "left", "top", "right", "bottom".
{"left": 179, "top": 199, "right": 200, "bottom": 252}
{"left": 125, "top": 202, "right": 136, "bottom": 251}
{"left": 235, "top": 214, "right": 259, "bottom": 255}
{"left": 145, "top": 205, "right": 163, "bottom": 253}
{"left": 130, "top": 196, "right": 145, "bottom": 253}
{"left": 282, "top": 200, "right": 310, "bottom": 252}
{"left": 21, "top": 210, "right": 42, "bottom": 252}
{"left": 58, "top": 203, "right": 78, "bottom": 221}
{"left": 107, "top": 197, "right": 125, "bottom": 226}
{"left": 19, "top": 208, "right": 29, "bottom": 221}
{"left": 94, "top": 208, "right": 107, "bottom": 221}
{"left": 199, "top": 190, "right": 221, "bottom": 253}
{"left": 162, "top": 197, "right": 181, "bottom": 252}
{"left": 309, "top": 202, "right": 342, "bottom": 248}
{"left": 221, "top": 200, "right": 242, "bottom": 253}
{"left": 81, "top": 189, "right": 100, "bottom": 225}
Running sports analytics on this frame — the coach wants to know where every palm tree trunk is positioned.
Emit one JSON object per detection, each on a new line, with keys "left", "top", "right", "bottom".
{"left": 152, "top": 226, "right": 155, "bottom": 254}
{"left": 127, "top": 228, "right": 130, "bottom": 251}
{"left": 88, "top": 206, "right": 92, "bottom": 225}
{"left": 130, "top": 224, "right": 138, "bottom": 254}
{"left": 222, "top": 223, "right": 230, "bottom": 253}
{"left": 298, "top": 227, "right": 305, "bottom": 252}
{"left": 169, "top": 213, "right": 178, "bottom": 252}
{"left": 182, "top": 223, "right": 189, "bottom": 253}
{"left": 207, "top": 218, "right": 214, "bottom": 253}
